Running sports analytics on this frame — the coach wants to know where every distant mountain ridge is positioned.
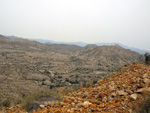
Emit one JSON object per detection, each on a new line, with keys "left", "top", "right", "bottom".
{"left": 4, "top": 35, "right": 149, "bottom": 54}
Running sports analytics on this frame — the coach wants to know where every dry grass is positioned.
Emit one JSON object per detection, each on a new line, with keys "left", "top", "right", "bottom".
{"left": 21, "top": 89, "right": 62, "bottom": 110}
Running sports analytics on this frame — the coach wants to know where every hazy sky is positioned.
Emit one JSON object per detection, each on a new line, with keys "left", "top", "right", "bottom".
{"left": 0, "top": 0, "right": 149, "bottom": 50}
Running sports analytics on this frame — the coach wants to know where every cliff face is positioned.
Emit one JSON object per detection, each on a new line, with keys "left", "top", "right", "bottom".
{"left": 2, "top": 64, "right": 150, "bottom": 113}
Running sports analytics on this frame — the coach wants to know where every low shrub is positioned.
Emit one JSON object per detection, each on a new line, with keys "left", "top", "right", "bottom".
{"left": 22, "top": 89, "right": 61, "bottom": 110}
{"left": 1, "top": 98, "right": 11, "bottom": 107}
{"left": 135, "top": 94, "right": 150, "bottom": 113}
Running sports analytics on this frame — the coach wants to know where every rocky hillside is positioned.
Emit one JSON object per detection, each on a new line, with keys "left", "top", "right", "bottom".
{"left": 46, "top": 44, "right": 83, "bottom": 53}
{"left": 77, "top": 45, "right": 143, "bottom": 70}
{"left": 2, "top": 64, "right": 150, "bottom": 113}
{"left": 0, "top": 34, "right": 144, "bottom": 108}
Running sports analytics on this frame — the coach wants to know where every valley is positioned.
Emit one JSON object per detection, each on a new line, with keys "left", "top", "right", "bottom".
{"left": 0, "top": 35, "right": 144, "bottom": 110}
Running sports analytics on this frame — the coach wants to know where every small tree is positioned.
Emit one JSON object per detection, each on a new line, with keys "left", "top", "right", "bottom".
{"left": 144, "top": 52, "right": 150, "bottom": 65}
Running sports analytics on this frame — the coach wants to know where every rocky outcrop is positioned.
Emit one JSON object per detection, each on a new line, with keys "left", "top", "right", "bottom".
{"left": 36, "top": 64, "right": 149, "bottom": 113}
{"left": 3, "top": 64, "right": 150, "bottom": 113}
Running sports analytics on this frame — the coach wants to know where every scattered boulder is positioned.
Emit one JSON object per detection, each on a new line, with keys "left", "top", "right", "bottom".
{"left": 82, "top": 101, "right": 92, "bottom": 106}
{"left": 130, "top": 94, "right": 138, "bottom": 101}
{"left": 117, "top": 90, "right": 128, "bottom": 96}
{"left": 144, "top": 78, "right": 149, "bottom": 83}
{"left": 39, "top": 104, "right": 45, "bottom": 108}
{"left": 3, "top": 64, "right": 150, "bottom": 113}
{"left": 136, "top": 88, "right": 147, "bottom": 93}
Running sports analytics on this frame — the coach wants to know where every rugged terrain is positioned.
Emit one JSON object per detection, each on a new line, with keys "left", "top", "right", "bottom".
{"left": 0, "top": 34, "right": 144, "bottom": 106}
{"left": 2, "top": 64, "right": 150, "bottom": 113}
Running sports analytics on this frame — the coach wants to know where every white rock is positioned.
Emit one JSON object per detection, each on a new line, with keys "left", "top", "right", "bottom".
{"left": 136, "top": 88, "right": 146, "bottom": 93}
{"left": 39, "top": 104, "right": 45, "bottom": 108}
{"left": 144, "top": 78, "right": 149, "bottom": 83}
{"left": 82, "top": 101, "right": 92, "bottom": 105}
{"left": 71, "top": 102, "right": 75, "bottom": 106}
{"left": 117, "top": 90, "right": 127, "bottom": 96}
{"left": 130, "top": 94, "right": 138, "bottom": 100}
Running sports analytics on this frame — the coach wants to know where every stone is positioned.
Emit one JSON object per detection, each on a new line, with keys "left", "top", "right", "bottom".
{"left": 137, "top": 87, "right": 150, "bottom": 94}
{"left": 90, "top": 104, "right": 96, "bottom": 108}
{"left": 71, "top": 102, "right": 75, "bottom": 106}
{"left": 39, "top": 105, "right": 45, "bottom": 108}
{"left": 111, "top": 92, "right": 116, "bottom": 97}
{"left": 128, "top": 109, "right": 133, "bottom": 113}
{"left": 108, "top": 92, "right": 116, "bottom": 100}
{"left": 117, "top": 90, "right": 127, "bottom": 96}
{"left": 144, "top": 78, "right": 149, "bottom": 83}
{"left": 136, "top": 88, "right": 146, "bottom": 93}
{"left": 147, "top": 87, "right": 150, "bottom": 92}
{"left": 82, "top": 101, "right": 92, "bottom": 106}
{"left": 102, "top": 97, "right": 107, "bottom": 103}
{"left": 43, "top": 80, "right": 51, "bottom": 85}
{"left": 82, "top": 92, "right": 89, "bottom": 98}
{"left": 130, "top": 94, "right": 138, "bottom": 100}
{"left": 137, "top": 83, "right": 144, "bottom": 88}
{"left": 99, "top": 103, "right": 104, "bottom": 108}
{"left": 109, "top": 85, "right": 116, "bottom": 91}
{"left": 126, "top": 90, "right": 133, "bottom": 95}
{"left": 84, "top": 105, "right": 89, "bottom": 108}
{"left": 114, "top": 102, "right": 120, "bottom": 107}
{"left": 143, "top": 73, "right": 148, "bottom": 78}
{"left": 47, "top": 101, "right": 57, "bottom": 106}
{"left": 54, "top": 109, "right": 61, "bottom": 113}
{"left": 108, "top": 95, "right": 113, "bottom": 101}
{"left": 77, "top": 102, "right": 82, "bottom": 107}
{"left": 96, "top": 92, "right": 105, "bottom": 98}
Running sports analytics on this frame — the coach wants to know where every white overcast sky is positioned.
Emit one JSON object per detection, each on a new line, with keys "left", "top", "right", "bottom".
{"left": 0, "top": 0, "right": 149, "bottom": 50}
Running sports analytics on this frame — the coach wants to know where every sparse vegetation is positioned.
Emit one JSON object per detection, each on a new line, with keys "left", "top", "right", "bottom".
{"left": 144, "top": 52, "right": 150, "bottom": 65}
{"left": 1, "top": 98, "right": 11, "bottom": 107}
{"left": 0, "top": 96, "right": 22, "bottom": 108}
{"left": 135, "top": 94, "right": 150, "bottom": 113}
{"left": 16, "top": 79, "right": 97, "bottom": 111}
{"left": 22, "top": 89, "right": 61, "bottom": 110}
{"left": 58, "top": 76, "right": 62, "bottom": 78}
{"left": 0, "top": 35, "right": 144, "bottom": 112}
{"left": 4, "top": 64, "right": 149, "bottom": 113}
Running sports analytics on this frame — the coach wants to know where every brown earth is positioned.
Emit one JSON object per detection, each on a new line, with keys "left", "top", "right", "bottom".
{"left": 0, "top": 34, "right": 144, "bottom": 108}
{"left": 2, "top": 64, "right": 150, "bottom": 113}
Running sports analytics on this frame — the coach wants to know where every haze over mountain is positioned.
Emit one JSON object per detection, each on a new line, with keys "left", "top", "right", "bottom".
{"left": 5, "top": 35, "right": 149, "bottom": 54}
{"left": 0, "top": 0, "right": 149, "bottom": 51}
